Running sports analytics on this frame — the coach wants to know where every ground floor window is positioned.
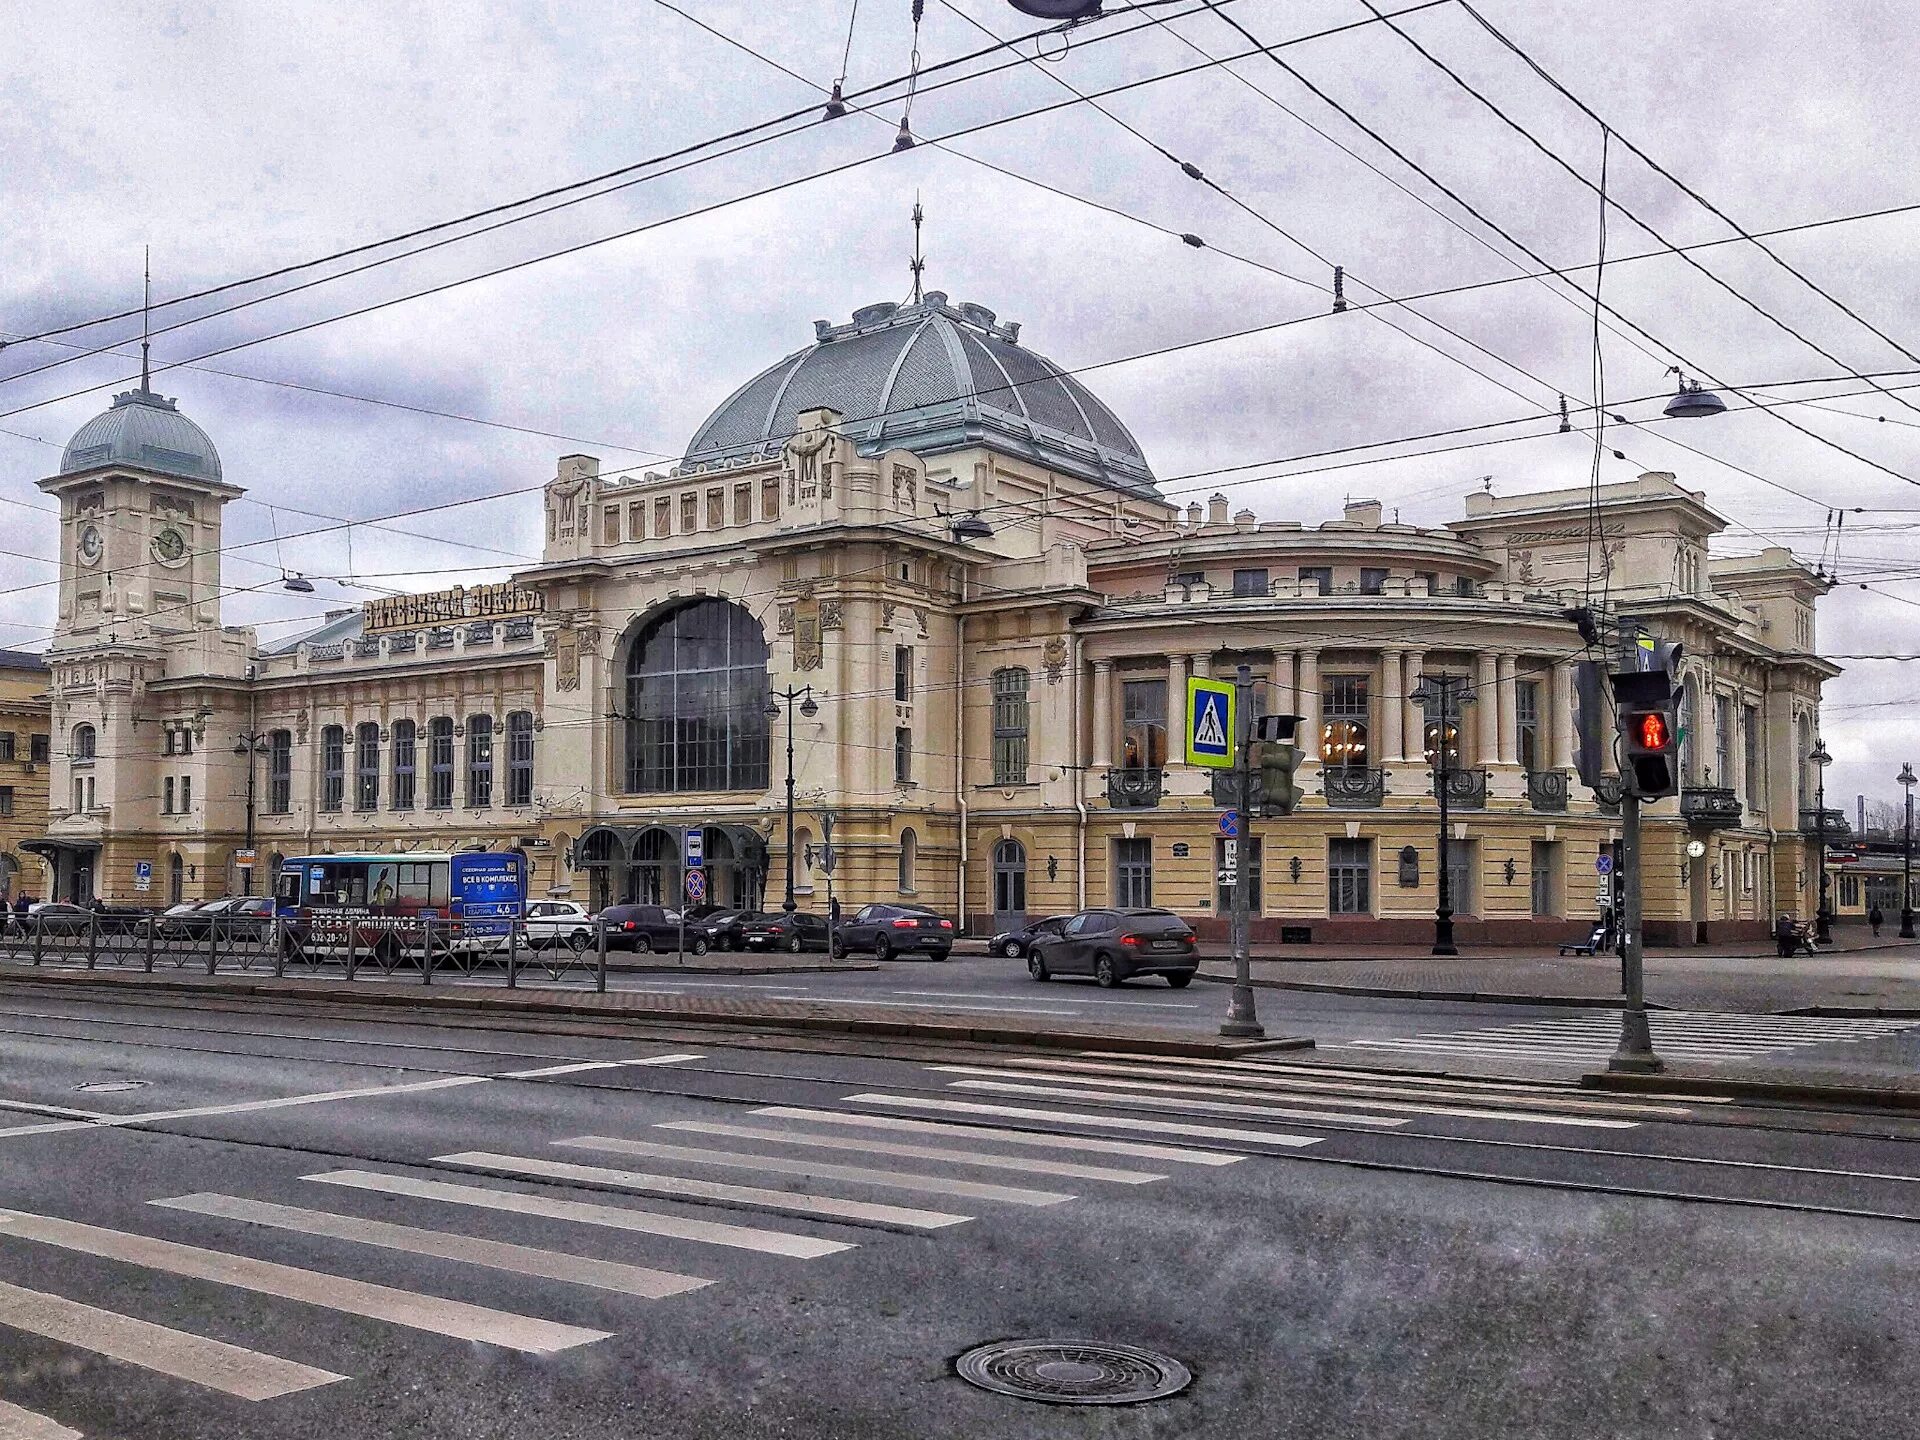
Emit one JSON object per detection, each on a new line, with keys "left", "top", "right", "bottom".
{"left": 1329, "top": 838, "right": 1371, "bottom": 915}
{"left": 1530, "top": 841, "right": 1559, "bottom": 917}
{"left": 1839, "top": 872, "right": 1860, "bottom": 908}
{"left": 1114, "top": 837, "right": 1153, "bottom": 908}
{"left": 1216, "top": 836, "right": 1262, "bottom": 912}
{"left": 1446, "top": 842, "right": 1476, "bottom": 918}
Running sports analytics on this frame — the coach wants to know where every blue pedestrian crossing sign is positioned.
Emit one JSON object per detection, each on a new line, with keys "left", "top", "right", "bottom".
{"left": 1186, "top": 677, "right": 1236, "bottom": 768}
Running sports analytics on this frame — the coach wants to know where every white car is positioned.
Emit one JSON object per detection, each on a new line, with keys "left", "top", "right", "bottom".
{"left": 521, "top": 900, "right": 595, "bottom": 952}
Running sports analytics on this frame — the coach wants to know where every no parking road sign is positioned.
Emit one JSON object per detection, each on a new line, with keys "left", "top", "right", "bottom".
{"left": 1186, "top": 677, "right": 1235, "bottom": 768}
{"left": 685, "top": 869, "right": 707, "bottom": 902}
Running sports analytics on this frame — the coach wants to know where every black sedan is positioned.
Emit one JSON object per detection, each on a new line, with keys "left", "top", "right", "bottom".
{"left": 694, "top": 910, "right": 765, "bottom": 952}
{"left": 597, "top": 903, "right": 684, "bottom": 953}
{"left": 1027, "top": 907, "right": 1198, "bottom": 988}
{"left": 831, "top": 903, "right": 954, "bottom": 960}
{"left": 987, "top": 914, "right": 1068, "bottom": 959}
{"left": 738, "top": 911, "right": 830, "bottom": 954}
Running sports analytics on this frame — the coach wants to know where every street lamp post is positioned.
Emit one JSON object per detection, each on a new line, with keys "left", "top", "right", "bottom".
{"left": 1411, "top": 674, "right": 1475, "bottom": 958}
{"left": 232, "top": 731, "right": 269, "bottom": 896}
{"left": 1900, "top": 763, "right": 1916, "bottom": 940}
{"left": 1811, "top": 739, "right": 1833, "bottom": 945}
{"left": 767, "top": 686, "right": 819, "bottom": 913}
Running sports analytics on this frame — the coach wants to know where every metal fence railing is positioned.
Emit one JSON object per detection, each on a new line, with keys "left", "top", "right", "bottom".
{"left": 0, "top": 914, "right": 612, "bottom": 992}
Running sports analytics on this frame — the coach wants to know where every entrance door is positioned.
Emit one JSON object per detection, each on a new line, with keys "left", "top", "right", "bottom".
{"left": 168, "top": 854, "right": 184, "bottom": 904}
{"left": 992, "top": 839, "right": 1027, "bottom": 933}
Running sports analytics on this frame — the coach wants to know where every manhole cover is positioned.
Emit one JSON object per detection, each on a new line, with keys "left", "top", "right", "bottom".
{"left": 955, "top": 1340, "right": 1191, "bottom": 1406}
{"left": 73, "top": 1080, "right": 147, "bottom": 1094}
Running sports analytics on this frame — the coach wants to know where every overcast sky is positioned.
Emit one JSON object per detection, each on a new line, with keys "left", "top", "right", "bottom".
{"left": 4, "top": 0, "right": 1916, "bottom": 805}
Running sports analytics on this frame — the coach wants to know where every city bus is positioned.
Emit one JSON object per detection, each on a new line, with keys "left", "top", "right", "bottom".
{"left": 273, "top": 850, "right": 526, "bottom": 959}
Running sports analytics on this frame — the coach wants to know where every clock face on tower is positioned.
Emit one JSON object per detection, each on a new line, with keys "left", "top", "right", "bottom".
{"left": 151, "top": 526, "right": 188, "bottom": 566}
{"left": 77, "top": 524, "right": 103, "bottom": 565}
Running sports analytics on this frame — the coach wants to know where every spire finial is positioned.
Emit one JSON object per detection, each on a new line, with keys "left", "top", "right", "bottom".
{"left": 909, "top": 193, "right": 926, "bottom": 305}
{"left": 140, "top": 245, "right": 152, "bottom": 393}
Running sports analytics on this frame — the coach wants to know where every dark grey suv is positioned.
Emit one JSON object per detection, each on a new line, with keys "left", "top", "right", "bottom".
{"left": 1026, "top": 907, "right": 1197, "bottom": 987}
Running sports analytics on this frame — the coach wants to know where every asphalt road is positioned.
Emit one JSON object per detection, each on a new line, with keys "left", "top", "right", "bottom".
{"left": 0, "top": 984, "right": 1917, "bottom": 1438}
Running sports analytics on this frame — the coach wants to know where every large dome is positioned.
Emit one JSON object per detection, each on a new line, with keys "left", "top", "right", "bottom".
{"left": 683, "top": 293, "right": 1156, "bottom": 496}
{"left": 60, "top": 388, "right": 223, "bottom": 485}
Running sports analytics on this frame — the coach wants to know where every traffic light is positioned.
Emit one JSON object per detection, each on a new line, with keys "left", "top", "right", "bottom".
{"left": 1253, "top": 740, "right": 1305, "bottom": 816}
{"left": 1571, "top": 659, "right": 1609, "bottom": 788}
{"left": 1612, "top": 669, "right": 1681, "bottom": 797}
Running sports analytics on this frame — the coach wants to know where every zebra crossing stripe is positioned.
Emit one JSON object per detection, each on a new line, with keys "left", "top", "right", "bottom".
{"left": 841, "top": 1094, "right": 1320, "bottom": 1150}
{"left": 0, "top": 1208, "right": 606, "bottom": 1355}
{"left": 554, "top": 1137, "right": 1075, "bottom": 1207}
{"left": 150, "top": 1194, "right": 711, "bottom": 1300}
{"left": 303, "top": 1171, "right": 849, "bottom": 1258}
{"left": 748, "top": 1107, "right": 1241, "bottom": 1166}
{"left": 0, "top": 1278, "right": 344, "bottom": 1401}
{"left": 435, "top": 1152, "right": 972, "bottom": 1231}
{"left": 942, "top": 1078, "right": 1410, "bottom": 1129}
{"left": 0, "top": 1396, "right": 81, "bottom": 1439}
{"left": 657, "top": 1121, "right": 1166, "bottom": 1184}
{"left": 937, "top": 1069, "right": 1640, "bottom": 1130}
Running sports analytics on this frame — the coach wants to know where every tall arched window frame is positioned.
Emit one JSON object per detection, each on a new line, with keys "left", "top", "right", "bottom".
{"left": 266, "top": 731, "right": 292, "bottom": 814}
{"left": 991, "top": 668, "right": 1030, "bottom": 785}
{"left": 506, "top": 711, "right": 535, "bottom": 806}
{"left": 354, "top": 723, "right": 380, "bottom": 812}
{"left": 390, "top": 720, "right": 417, "bottom": 810}
{"left": 71, "top": 724, "right": 96, "bottom": 763}
{"left": 898, "top": 828, "right": 918, "bottom": 893}
{"left": 623, "top": 599, "right": 771, "bottom": 794}
{"left": 319, "top": 726, "right": 345, "bottom": 812}
{"left": 427, "top": 717, "right": 455, "bottom": 809}
{"left": 467, "top": 715, "right": 495, "bottom": 808}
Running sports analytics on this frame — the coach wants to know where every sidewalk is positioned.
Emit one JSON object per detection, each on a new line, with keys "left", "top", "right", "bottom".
{"left": 1193, "top": 934, "right": 1920, "bottom": 1014}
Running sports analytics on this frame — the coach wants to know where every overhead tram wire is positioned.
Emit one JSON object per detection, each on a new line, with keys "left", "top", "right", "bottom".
{"left": 1196, "top": 0, "right": 1920, "bottom": 492}
{"left": 1114, "top": 0, "right": 1673, "bottom": 376}
{"left": 936, "top": 0, "right": 1565, "bottom": 415}
{"left": 0, "top": 0, "right": 1215, "bottom": 358}
{"left": 0, "top": 0, "right": 1260, "bottom": 398}
{"left": 641, "top": 0, "right": 1324, "bottom": 293}
{"left": 0, "top": 0, "right": 1456, "bottom": 429}
{"left": 1450, "top": 0, "right": 1920, "bottom": 401}
{"left": 1356, "top": 0, "right": 1920, "bottom": 435}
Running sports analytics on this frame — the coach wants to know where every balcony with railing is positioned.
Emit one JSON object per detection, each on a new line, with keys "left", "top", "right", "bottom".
{"left": 1322, "top": 766, "right": 1386, "bottom": 809}
{"left": 1526, "top": 770, "right": 1568, "bottom": 812}
{"left": 1106, "top": 767, "right": 1166, "bottom": 809}
{"left": 1436, "top": 769, "right": 1489, "bottom": 810}
{"left": 1680, "top": 786, "right": 1744, "bottom": 829}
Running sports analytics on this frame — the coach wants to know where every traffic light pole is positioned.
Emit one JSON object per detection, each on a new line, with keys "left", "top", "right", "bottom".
{"left": 1220, "top": 663, "right": 1264, "bottom": 1040}
{"left": 1608, "top": 783, "right": 1662, "bottom": 1073}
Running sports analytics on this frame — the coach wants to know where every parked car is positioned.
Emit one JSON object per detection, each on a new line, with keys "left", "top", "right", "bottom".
{"left": 832, "top": 903, "right": 954, "bottom": 960}
{"left": 523, "top": 899, "right": 595, "bottom": 952}
{"left": 154, "top": 901, "right": 206, "bottom": 938}
{"left": 20, "top": 902, "right": 94, "bottom": 936}
{"left": 694, "top": 910, "right": 764, "bottom": 952}
{"left": 987, "top": 914, "right": 1069, "bottom": 959}
{"left": 162, "top": 897, "right": 274, "bottom": 941}
{"left": 738, "top": 911, "right": 830, "bottom": 954}
{"left": 597, "top": 903, "right": 685, "bottom": 953}
{"left": 1027, "top": 907, "right": 1197, "bottom": 988}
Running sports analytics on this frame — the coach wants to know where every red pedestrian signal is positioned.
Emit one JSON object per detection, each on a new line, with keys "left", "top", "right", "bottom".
{"left": 1634, "top": 712, "right": 1670, "bottom": 750}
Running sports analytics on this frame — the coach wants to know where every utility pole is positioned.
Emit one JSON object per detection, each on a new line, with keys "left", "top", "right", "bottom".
{"left": 1219, "top": 663, "right": 1263, "bottom": 1040}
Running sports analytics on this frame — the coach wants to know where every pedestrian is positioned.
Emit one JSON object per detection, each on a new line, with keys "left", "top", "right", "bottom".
{"left": 1870, "top": 904, "right": 1884, "bottom": 938}
{"left": 10, "top": 892, "right": 27, "bottom": 938}
{"left": 1775, "top": 912, "right": 1796, "bottom": 959}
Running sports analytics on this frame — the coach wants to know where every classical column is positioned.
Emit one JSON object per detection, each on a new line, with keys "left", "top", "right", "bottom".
{"left": 1496, "top": 654, "right": 1518, "bottom": 765}
{"left": 1273, "top": 651, "right": 1295, "bottom": 717}
{"left": 1551, "top": 660, "right": 1575, "bottom": 770}
{"left": 1403, "top": 651, "right": 1426, "bottom": 764}
{"left": 1092, "top": 659, "right": 1116, "bottom": 770}
{"left": 1169, "top": 654, "right": 1189, "bottom": 720}
{"left": 1379, "top": 648, "right": 1404, "bottom": 763}
{"left": 1474, "top": 651, "right": 1498, "bottom": 766}
{"left": 1297, "top": 650, "right": 1321, "bottom": 761}
{"left": 1190, "top": 651, "right": 1212, "bottom": 683}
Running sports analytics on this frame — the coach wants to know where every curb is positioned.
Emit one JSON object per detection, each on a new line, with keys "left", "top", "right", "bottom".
{"left": 0, "top": 968, "right": 1311, "bottom": 1061}
{"left": 1582, "top": 1070, "right": 1920, "bottom": 1112}
{"left": 1195, "top": 971, "right": 1629, "bottom": 1010}
{"left": 606, "top": 960, "right": 879, "bottom": 976}
{"left": 1779, "top": 1005, "right": 1920, "bottom": 1019}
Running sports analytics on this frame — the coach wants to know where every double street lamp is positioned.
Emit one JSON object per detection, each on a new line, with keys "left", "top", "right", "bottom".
{"left": 1410, "top": 674, "right": 1475, "bottom": 958}
{"left": 766, "top": 686, "right": 819, "bottom": 913}
{"left": 1810, "top": 739, "right": 1833, "bottom": 945}
{"left": 233, "top": 731, "right": 270, "bottom": 896}
{"left": 1899, "top": 763, "right": 1916, "bottom": 940}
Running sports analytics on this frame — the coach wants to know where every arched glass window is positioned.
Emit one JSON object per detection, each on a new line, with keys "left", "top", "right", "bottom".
{"left": 71, "top": 724, "right": 96, "bottom": 763}
{"left": 428, "top": 717, "right": 454, "bottom": 808}
{"left": 991, "top": 669, "right": 1030, "bottom": 785}
{"left": 267, "top": 731, "right": 292, "bottom": 814}
{"left": 319, "top": 726, "right": 345, "bottom": 812}
{"left": 168, "top": 853, "right": 184, "bottom": 904}
{"left": 467, "top": 715, "right": 494, "bottom": 808}
{"left": 506, "top": 711, "right": 535, "bottom": 806}
{"left": 390, "top": 720, "right": 417, "bottom": 810}
{"left": 354, "top": 723, "right": 380, "bottom": 811}
{"left": 993, "top": 838, "right": 1026, "bottom": 916}
{"left": 898, "top": 828, "right": 917, "bottom": 893}
{"left": 624, "top": 599, "right": 771, "bottom": 793}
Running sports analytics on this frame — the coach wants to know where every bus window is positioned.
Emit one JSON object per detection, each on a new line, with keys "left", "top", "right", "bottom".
{"left": 274, "top": 868, "right": 302, "bottom": 906}
{"left": 396, "top": 862, "right": 439, "bottom": 903}
{"left": 321, "top": 864, "right": 368, "bottom": 906}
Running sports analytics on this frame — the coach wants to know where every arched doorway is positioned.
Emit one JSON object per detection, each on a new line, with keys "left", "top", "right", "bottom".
{"left": 992, "top": 839, "right": 1027, "bottom": 932}
{"left": 576, "top": 828, "right": 625, "bottom": 912}
{"left": 168, "top": 854, "right": 184, "bottom": 904}
{"left": 629, "top": 827, "right": 679, "bottom": 906}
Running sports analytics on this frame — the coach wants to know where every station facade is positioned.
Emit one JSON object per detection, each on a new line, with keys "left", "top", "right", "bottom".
{"left": 29, "top": 291, "right": 1838, "bottom": 942}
